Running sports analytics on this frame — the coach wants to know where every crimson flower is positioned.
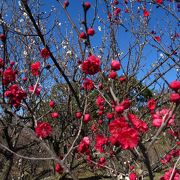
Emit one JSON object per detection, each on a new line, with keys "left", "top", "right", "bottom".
{"left": 169, "top": 80, "right": 180, "bottom": 91}
{"left": 117, "top": 127, "right": 139, "bottom": 149}
{"left": 31, "top": 61, "right": 41, "bottom": 76}
{"left": 143, "top": 9, "right": 149, "bottom": 17}
{"left": 3, "top": 67, "right": 16, "bottom": 85}
{"left": 152, "top": 108, "right": 175, "bottom": 127}
{"left": 170, "top": 93, "right": 180, "bottom": 103}
{"left": 40, "top": 48, "right": 50, "bottom": 59}
{"left": 0, "top": 34, "right": 6, "bottom": 41}
{"left": 35, "top": 121, "right": 52, "bottom": 138}
{"left": 128, "top": 113, "right": 148, "bottom": 133}
{"left": 77, "top": 137, "right": 90, "bottom": 154}
{"left": 96, "top": 95, "right": 104, "bottom": 107}
{"left": 81, "top": 55, "right": 101, "bottom": 75}
{"left": 79, "top": 32, "right": 87, "bottom": 39}
{"left": 114, "top": 8, "right": 121, "bottom": 16}
{"left": 160, "top": 168, "right": 180, "bottom": 180}
{"left": 97, "top": 157, "right": 106, "bottom": 168}
{"left": 95, "top": 134, "right": 108, "bottom": 153}
{"left": 84, "top": 2, "right": 91, "bottom": 10}
{"left": 0, "top": 58, "right": 4, "bottom": 68}
{"left": 49, "top": 100, "right": 55, "bottom": 108}
{"left": 147, "top": 98, "right": 156, "bottom": 111}
{"left": 109, "top": 71, "right": 117, "bottom": 79}
{"left": 28, "top": 85, "right": 41, "bottom": 95}
{"left": 155, "top": 0, "right": 163, "bottom": 4}
{"left": 51, "top": 112, "right": 59, "bottom": 118}
{"left": 154, "top": 36, "right": 161, "bottom": 42}
{"left": 83, "top": 78, "right": 94, "bottom": 91}
{"left": 87, "top": 28, "right": 95, "bottom": 36}
{"left": 55, "top": 163, "right": 63, "bottom": 174}
{"left": 111, "top": 60, "right": 121, "bottom": 71}
{"left": 129, "top": 172, "right": 137, "bottom": 180}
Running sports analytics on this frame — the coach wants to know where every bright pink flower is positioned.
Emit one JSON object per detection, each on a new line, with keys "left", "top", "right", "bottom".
{"left": 79, "top": 32, "right": 87, "bottom": 39}
{"left": 55, "top": 163, "right": 63, "bottom": 174}
{"left": 114, "top": 8, "right": 121, "bottom": 16}
{"left": 75, "top": 112, "right": 82, "bottom": 119}
{"left": 128, "top": 113, "right": 148, "bottom": 133}
{"left": 119, "top": 76, "right": 126, "bottom": 83}
{"left": 95, "top": 134, "right": 108, "bottom": 153}
{"left": 31, "top": 61, "right": 41, "bottom": 76}
{"left": 83, "top": 114, "right": 91, "bottom": 123}
{"left": 97, "top": 157, "right": 106, "bottom": 168}
{"left": 111, "top": 60, "right": 121, "bottom": 71}
{"left": 96, "top": 95, "right": 104, "bottom": 107}
{"left": 40, "top": 48, "right": 50, "bottom": 59}
{"left": 3, "top": 67, "right": 16, "bottom": 85}
{"left": 35, "top": 121, "right": 52, "bottom": 138}
{"left": 51, "top": 112, "right": 59, "bottom": 118}
{"left": 77, "top": 137, "right": 90, "bottom": 154}
{"left": 28, "top": 85, "right": 41, "bottom": 95}
{"left": 161, "top": 154, "right": 172, "bottom": 164}
{"left": 160, "top": 168, "right": 180, "bottom": 180}
{"left": 109, "top": 117, "right": 128, "bottom": 135}
{"left": 143, "top": 9, "right": 149, "bottom": 17}
{"left": 106, "top": 112, "right": 114, "bottom": 120}
{"left": 115, "top": 105, "right": 124, "bottom": 114}
{"left": 152, "top": 108, "right": 175, "bottom": 127}
{"left": 83, "top": 78, "right": 94, "bottom": 91}
{"left": 109, "top": 71, "right": 117, "bottom": 79}
{"left": 129, "top": 172, "right": 137, "bottom": 180}
{"left": 98, "top": 119, "right": 103, "bottom": 125}
{"left": 81, "top": 55, "right": 101, "bottom": 75}
{"left": 87, "top": 28, "right": 95, "bottom": 36}
{"left": 169, "top": 80, "right": 180, "bottom": 91}
{"left": 120, "top": 99, "right": 131, "bottom": 109}
{"left": 5, "top": 84, "right": 27, "bottom": 107}
{"left": 155, "top": 0, "right": 163, "bottom": 4}
{"left": 147, "top": 98, "right": 156, "bottom": 111}
{"left": 170, "top": 93, "right": 180, "bottom": 103}
{"left": 118, "top": 127, "right": 139, "bottom": 149}
{"left": 49, "top": 100, "right": 55, "bottom": 108}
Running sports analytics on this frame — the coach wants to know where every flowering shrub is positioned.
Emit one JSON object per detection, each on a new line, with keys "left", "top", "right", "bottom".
{"left": 0, "top": 0, "right": 179, "bottom": 179}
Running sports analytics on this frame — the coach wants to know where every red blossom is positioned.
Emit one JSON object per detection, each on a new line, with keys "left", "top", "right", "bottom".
{"left": 96, "top": 95, "right": 104, "bottom": 107}
{"left": 77, "top": 137, "right": 90, "bottom": 154}
{"left": 170, "top": 93, "right": 180, "bottom": 103}
{"left": 152, "top": 108, "right": 175, "bottom": 127}
{"left": 169, "top": 80, "right": 180, "bottom": 91}
{"left": 83, "top": 113, "right": 91, "bottom": 123}
{"left": 119, "top": 76, "right": 126, "bottom": 83}
{"left": 31, "top": 61, "right": 41, "bottom": 76}
{"left": 114, "top": 8, "right": 121, "bottom": 16}
{"left": 115, "top": 105, "right": 124, "bottom": 114}
{"left": 49, "top": 100, "right": 55, "bottom": 108}
{"left": 154, "top": 36, "right": 161, "bottom": 42}
{"left": 64, "top": 0, "right": 69, "bottom": 8}
{"left": 75, "top": 111, "right": 82, "bottom": 119}
{"left": 51, "top": 112, "right": 59, "bottom": 118}
{"left": 120, "top": 99, "right": 131, "bottom": 110}
{"left": 95, "top": 134, "right": 108, "bottom": 153}
{"left": 111, "top": 60, "right": 121, "bottom": 71}
{"left": 28, "top": 85, "right": 41, "bottom": 95}
{"left": 143, "top": 9, "right": 149, "bottom": 17}
{"left": 129, "top": 172, "right": 137, "bottom": 180}
{"left": 81, "top": 55, "right": 101, "bottom": 75}
{"left": 97, "top": 157, "right": 106, "bottom": 168}
{"left": 87, "top": 28, "right": 95, "bottom": 36}
{"left": 147, "top": 98, "right": 156, "bottom": 111}
{"left": 40, "top": 48, "right": 50, "bottom": 59}
{"left": 5, "top": 84, "right": 27, "bottom": 107}
{"left": 84, "top": 2, "right": 91, "bottom": 10}
{"left": 160, "top": 168, "right": 180, "bottom": 180}
{"left": 106, "top": 112, "right": 114, "bottom": 120}
{"left": 83, "top": 78, "right": 94, "bottom": 91}
{"left": 0, "top": 58, "right": 4, "bottom": 68}
{"left": 118, "top": 127, "right": 139, "bottom": 149}
{"left": 3, "top": 67, "right": 16, "bottom": 85}
{"left": 160, "top": 154, "right": 172, "bottom": 164}
{"left": 128, "top": 113, "right": 148, "bottom": 133}
{"left": 55, "top": 163, "right": 63, "bottom": 174}
{"left": 79, "top": 32, "right": 87, "bottom": 39}
{"left": 155, "top": 0, "right": 163, "bottom": 4}
{"left": 109, "top": 71, "right": 117, "bottom": 79}
{"left": 35, "top": 121, "right": 52, "bottom": 138}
